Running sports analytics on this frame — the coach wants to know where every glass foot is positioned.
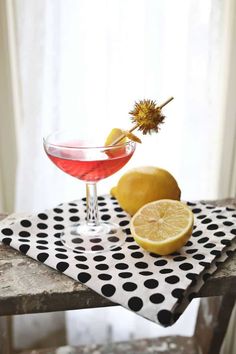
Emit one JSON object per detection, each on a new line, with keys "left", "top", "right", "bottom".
{"left": 60, "top": 222, "right": 125, "bottom": 253}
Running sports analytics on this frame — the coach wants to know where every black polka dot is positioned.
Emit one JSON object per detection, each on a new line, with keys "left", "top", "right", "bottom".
{"left": 192, "top": 208, "right": 202, "bottom": 214}
{"left": 101, "top": 284, "right": 116, "bottom": 297}
{"left": 187, "top": 202, "right": 197, "bottom": 206}
{"left": 230, "top": 229, "right": 236, "bottom": 236}
{"left": 144, "top": 279, "right": 159, "bottom": 289}
{"left": 98, "top": 196, "right": 105, "bottom": 201}
{"left": 20, "top": 220, "right": 32, "bottom": 228}
{"left": 36, "top": 245, "right": 48, "bottom": 250}
{"left": 112, "top": 253, "right": 125, "bottom": 260}
{"left": 77, "top": 272, "right": 91, "bottom": 283}
{"left": 186, "top": 248, "right": 197, "bottom": 254}
{"left": 100, "top": 208, "right": 109, "bottom": 212}
{"left": 114, "top": 207, "right": 123, "bottom": 212}
{"left": 91, "top": 245, "right": 104, "bottom": 252}
{"left": 193, "top": 254, "right": 205, "bottom": 260}
{"left": 96, "top": 263, "right": 109, "bottom": 271}
{"left": 53, "top": 224, "right": 64, "bottom": 230}
{"left": 199, "top": 261, "right": 211, "bottom": 268}
{"left": 98, "top": 274, "right": 112, "bottom": 281}
{"left": 197, "top": 215, "right": 207, "bottom": 219}
{"left": 98, "top": 202, "right": 106, "bottom": 206}
{"left": 56, "top": 262, "right": 69, "bottom": 272}
{"left": 118, "top": 272, "right": 133, "bottom": 278}
{"left": 139, "top": 271, "right": 153, "bottom": 276}
{"left": 37, "top": 223, "right": 48, "bottom": 230}
{"left": 76, "top": 263, "right": 89, "bottom": 270}
{"left": 70, "top": 216, "right": 80, "bottom": 222}
{"left": 101, "top": 214, "right": 111, "bottom": 221}
{"left": 19, "top": 238, "right": 30, "bottom": 243}
{"left": 37, "top": 253, "right": 49, "bottom": 262}
{"left": 128, "top": 245, "right": 140, "bottom": 250}
{"left": 223, "top": 221, "right": 234, "bottom": 227}
{"left": 210, "top": 250, "right": 221, "bottom": 258}
{"left": 173, "top": 256, "right": 186, "bottom": 262}
{"left": 149, "top": 253, "right": 161, "bottom": 258}
{"left": 216, "top": 215, "right": 227, "bottom": 219}
{"left": 186, "top": 273, "right": 198, "bottom": 286}
{"left": 201, "top": 218, "right": 212, "bottom": 224}
{"left": 198, "top": 237, "right": 209, "bottom": 244}
{"left": 69, "top": 208, "right": 78, "bottom": 213}
{"left": 116, "top": 214, "right": 126, "bottom": 218}
{"left": 204, "top": 243, "right": 215, "bottom": 249}
{"left": 135, "top": 262, "right": 148, "bottom": 269}
{"left": 154, "top": 259, "right": 168, "bottom": 266}
{"left": 179, "top": 263, "right": 193, "bottom": 271}
{"left": 37, "top": 232, "right": 48, "bottom": 238}
{"left": 207, "top": 224, "right": 218, "bottom": 231}
{"left": 54, "top": 216, "right": 64, "bottom": 222}
{"left": 185, "top": 241, "right": 193, "bottom": 247}
{"left": 2, "top": 237, "right": 12, "bottom": 245}
{"left": 53, "top": 208, "right": 63, "bottom": 213}
{"left": 19, "top": 231, "right": 30, "bottom": 237}
{"left": 125, "top": 237, "right": 134, "bottom": 243}
{"left": 37, "top": 240, "right": 48, "bottom": 245}
{"left": 54, "top": 241, "right": 63, "bottom": 246}
{"left": 123, "top": 282, "right": 137, "bottom": 291}
{"left": 55, "top": 247, "right": 67, "bottom": 252}
{"left": 74, "top": 255, "right": 87, "bottom": 262}
{"left": 165, "top": 275, "right": 180, "bottom": 284}
{"left": 171, "top": 288, "right": 184, "bottom": 300}
{"left": 192, "top": 230, "right": 203, "bottom": 237}
{"left": 119, "top": 220, "right": 129, "bottom": 227}
{"left": 93, "top": 255, "right": 106, "bottom": 262}
{"left": 226, "top": 207, "right": 235, "bottom": 211}
{"left": 131, "top": 252, "right": 144, "bottom": 259}
{"left": 1, "top": 228, "right": 13, "bottom": 236}
{"left": 159, "top": 268, "right": 173, "bottom": 274}
{"left": 150, "top": 293, "right": 165, "bottom": 304}
{"left": 157, "top": 310, "right": 172, "bottom": 326}
{"left": 19, "top": 244, "right": 30, "bottom": 254}
{"left": 38, "top": 213, "right": 48, "bottom": 220}
{"left": 54, "top": 253, "right": 67, "bottom": 259}
{"left": 221, "top": 239, "right": 231, "bottom": 246}
{"left": 214, "top": 231, "right": 225, "bottom": 237}
{"left": 115, "top": 263, "right": 129, "bottom": 270}
{"left": 128, "top": 297, "right": 143, "bottom": 312}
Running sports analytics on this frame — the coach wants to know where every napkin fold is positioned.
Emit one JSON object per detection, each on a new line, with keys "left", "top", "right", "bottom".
{"left": 0, "top": 196, "right": 235, "bottom": 326}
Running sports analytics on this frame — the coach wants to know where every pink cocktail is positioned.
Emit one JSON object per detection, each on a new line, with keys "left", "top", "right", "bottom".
{"left": 44, "top": 131, "right": 136, "bottom": 253}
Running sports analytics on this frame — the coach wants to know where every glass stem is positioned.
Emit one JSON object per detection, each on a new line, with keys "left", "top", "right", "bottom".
{"left": 86, "top": 182, "right": 99, "bottom": 227}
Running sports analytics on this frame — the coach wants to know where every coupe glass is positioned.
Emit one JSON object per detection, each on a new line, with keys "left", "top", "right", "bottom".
{"left": 43, "top": 131, "right": 136, "bottom": 253}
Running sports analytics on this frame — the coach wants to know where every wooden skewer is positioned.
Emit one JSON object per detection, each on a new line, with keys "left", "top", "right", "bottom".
{"left": 111, "top": 97, "right": 174, "bottom": 146}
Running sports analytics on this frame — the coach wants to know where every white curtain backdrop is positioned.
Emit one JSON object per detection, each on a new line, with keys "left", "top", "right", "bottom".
{"left": 12, "top": 0, "right": 228, "bottom": 346}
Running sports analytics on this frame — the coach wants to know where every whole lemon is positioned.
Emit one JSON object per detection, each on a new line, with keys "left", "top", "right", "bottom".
{"left": 111, "top": 166, "right": 181, "bottom": 215}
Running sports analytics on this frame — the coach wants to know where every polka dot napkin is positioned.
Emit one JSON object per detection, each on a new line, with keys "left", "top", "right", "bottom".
{"left": 0, "top": 196, "right": 236, "bottom": 327}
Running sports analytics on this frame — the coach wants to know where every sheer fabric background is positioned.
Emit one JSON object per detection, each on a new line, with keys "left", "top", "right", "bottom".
{"left": 13, "top": 0, "right": 226, "bottom": 347}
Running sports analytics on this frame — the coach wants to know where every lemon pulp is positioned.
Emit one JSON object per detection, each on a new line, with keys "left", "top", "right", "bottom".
{"left": 130, "top": 199, "right": 194, "bottom": 255}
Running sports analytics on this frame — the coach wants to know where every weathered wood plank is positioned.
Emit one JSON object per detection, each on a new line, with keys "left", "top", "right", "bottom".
{"left": 19, "top": 336, "right": 198, "bottom": 354}
{"left": 0, "top": 199, "right": 235, "bottom": 316}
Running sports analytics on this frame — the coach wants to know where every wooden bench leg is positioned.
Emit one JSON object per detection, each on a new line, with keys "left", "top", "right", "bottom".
{"left": 0, "top": 316, "right": 12, "bottom": 354}
{"left": 194, "top": 295, "right": 235, "bottom": 354}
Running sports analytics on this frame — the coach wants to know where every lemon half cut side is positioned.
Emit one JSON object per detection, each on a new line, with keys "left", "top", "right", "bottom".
{"left": 130, "top": 199, "right": 194, "bottom": 255}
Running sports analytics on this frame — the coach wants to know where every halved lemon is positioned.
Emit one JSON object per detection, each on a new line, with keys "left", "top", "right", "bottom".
{"left": 130, "top": 199, "right": 194, "bottom": 255}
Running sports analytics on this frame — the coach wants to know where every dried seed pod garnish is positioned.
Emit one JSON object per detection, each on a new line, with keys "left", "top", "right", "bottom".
{"left": 129, "top": 99, "right": 164, "bottom": 135}
{"left": 110, "top": 97, "right": 174, "bottom": 146}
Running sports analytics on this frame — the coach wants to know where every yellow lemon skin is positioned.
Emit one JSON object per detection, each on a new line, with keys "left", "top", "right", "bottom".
{"left": 113, "top": 166, "right": 181, "bottom": 215}
{"left": 133, "top": 228, "right": 192, "bottom": 256}
{"left": 105, "top": 128, "right": 126, "bottom": 146}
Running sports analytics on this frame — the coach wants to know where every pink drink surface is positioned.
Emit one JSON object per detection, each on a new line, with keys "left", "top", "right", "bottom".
{"left": 46, "top": 145, "right": 134, "bottom": 182}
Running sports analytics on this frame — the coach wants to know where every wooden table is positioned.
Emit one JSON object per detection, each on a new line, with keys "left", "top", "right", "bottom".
{"left": 0, "top": 198, "right": 235, "bottom": 354}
